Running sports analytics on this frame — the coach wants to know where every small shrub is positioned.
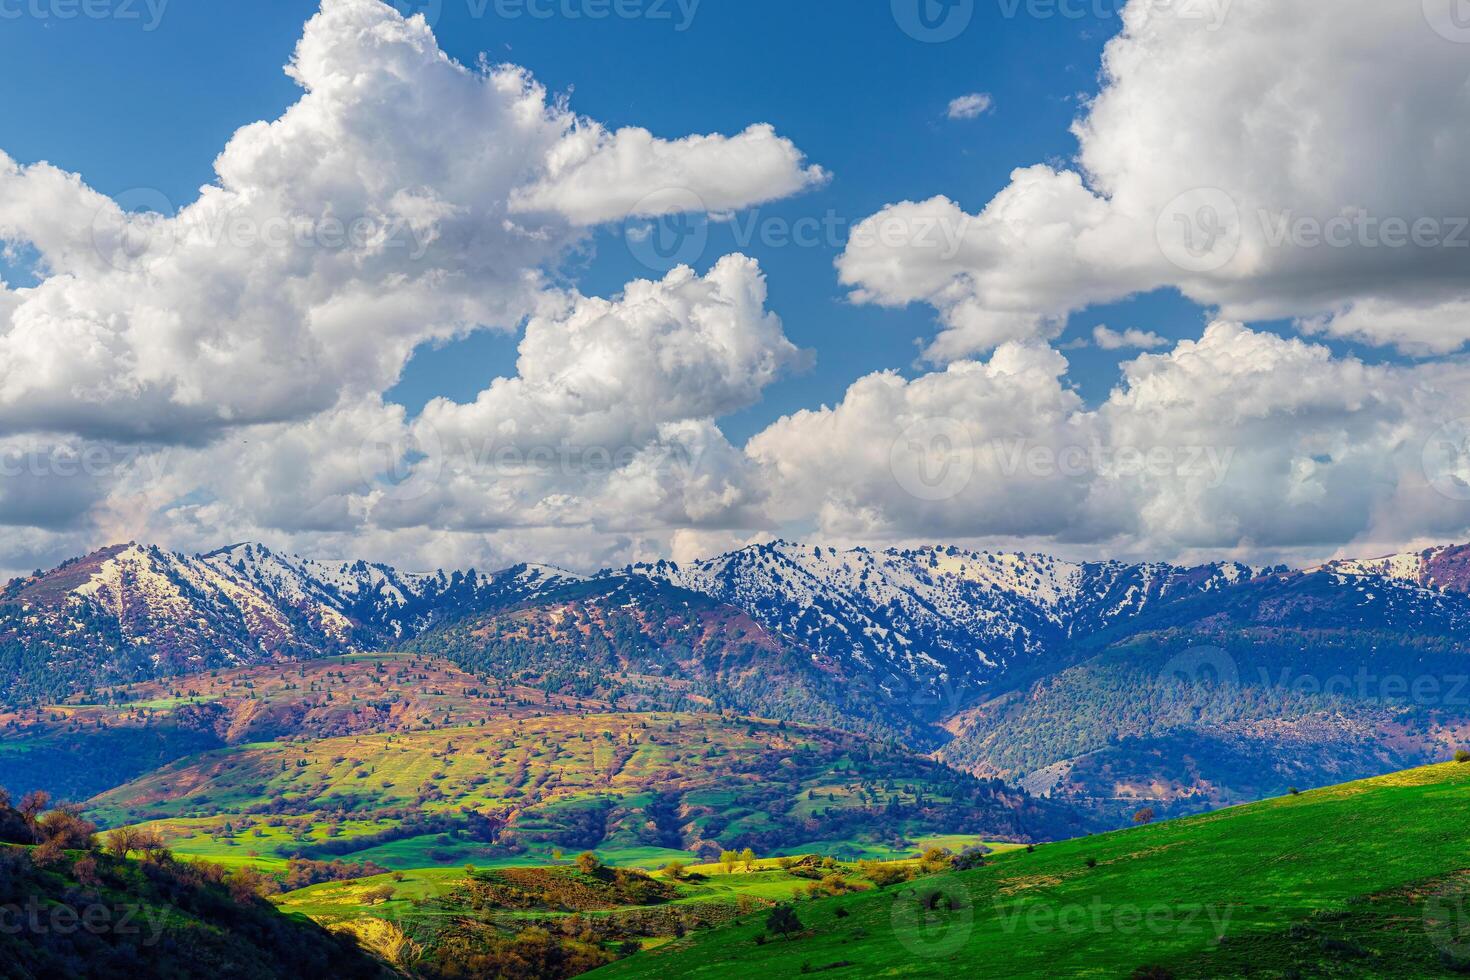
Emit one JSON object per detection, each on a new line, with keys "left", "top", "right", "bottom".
{"left": 766, "top": 904, "right": 803, "bottom": 939}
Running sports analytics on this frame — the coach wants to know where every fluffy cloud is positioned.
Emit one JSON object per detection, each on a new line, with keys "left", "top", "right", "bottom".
{"left": 946, "top": 93, "right": 993, "bottom": 120}
{"left": 1092, "top": 325, "right": 1167, "bottom": 350}
{"left": 839, "top": 0, "right": 1470, "bottom": 361}
{"left": 0, "top": 0, "right": 820, "bottom": 445}
{"left": 83, "top": 256, "right": 799, "bottom": 576}
{"left": 510, "top": 123, "right": 828, "bottom": 226}
{"left": 0, "top": 0, "right": 824, "bottom": 575}
{"left": 749, "top": 342, "right": 1091, "bottom": 540}
{"left": 418, "top": 255, "right": 805, "bottom": 459}
{"left": 372, "top": 255, "right": 802, "bottom": 534}
{"left": 1299, "top": 299, "right": 1470, "bottom": 357}
{"left": 751, "top": 323, "right": 1470, "bottom": 560}
{"left": 3, "top": 0, "right": 1469, "bottom": 578}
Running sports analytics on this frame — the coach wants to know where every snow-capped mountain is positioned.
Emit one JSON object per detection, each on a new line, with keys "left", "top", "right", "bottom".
{"left": 199, "top": 542, "right": 578, "bottom": 643}
{"left": 626, "top": 541, "right": 1253, "bottom": 711}
{"left": 1318, "top": 543, "right": 1470, "bottom": 595}
{"left": 7, "top": 535, "right": 1469, "bottom": 720}
{"left": 0, "top": 542, "right": 579, "bottom": 703}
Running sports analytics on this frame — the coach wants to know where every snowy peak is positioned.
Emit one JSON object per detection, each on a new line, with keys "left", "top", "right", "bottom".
{"left": 202, "top": 541, "right": 437, "bottom": 611}
{"left": 1318, "top": 543, "right": 1470, "bottom": 595}
{"left": 627, "top": 541, "right": 1256, "bottom": 704}
{"left": 0, "top": 542, "right": 582, "bottom": 704}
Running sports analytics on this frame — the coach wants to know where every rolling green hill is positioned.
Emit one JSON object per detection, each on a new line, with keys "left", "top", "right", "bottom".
{"left": 87, "top": 711, "right": 1085, "bottom": 870}
{"left": 0, "top": 844, "right": 388, "bottom": 980}
{"left": 0, "top": 653, "right": 608, "bottom": 801}
{"left": 596, "top": 761, "right": 1470, "bottom": 979}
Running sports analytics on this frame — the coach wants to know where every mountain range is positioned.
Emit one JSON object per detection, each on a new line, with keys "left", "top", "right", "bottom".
{"left": 6, "top": 538, "right": 1470, "bottom": 820}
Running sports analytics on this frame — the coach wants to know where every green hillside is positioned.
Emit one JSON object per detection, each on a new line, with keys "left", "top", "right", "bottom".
{"left": 937, "top": 571, "right": 1470, "bottom": 815}
{"left": 0, "top": 844, "right": 388, "bottom": 980}
{"left": 596, "top": 762, "right": 1470, "bottom": 979}
{"left": 0, "top": 652, "right": 603, "bottom": 801}
{"left": 88, "top": 711, "right": 1082, "bottom": 869}
{"left": 404, "top": 576, "right": 928, "bottom": 744}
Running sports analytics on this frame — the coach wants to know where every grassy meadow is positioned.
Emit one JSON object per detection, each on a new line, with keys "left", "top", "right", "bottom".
{"left": 598, "top": 762, "right": 1470, "bottom": 978}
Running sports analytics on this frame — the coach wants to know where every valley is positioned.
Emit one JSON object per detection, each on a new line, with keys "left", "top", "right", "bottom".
{"left": 5, "top": 538, "right": 1470, "bottom": 977}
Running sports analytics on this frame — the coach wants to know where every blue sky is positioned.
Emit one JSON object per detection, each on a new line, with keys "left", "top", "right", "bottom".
{"left": 0, "top": 0, "right": 1205, "bottom": 441}
{"left": 0, "top": 0, "right": 1464, "bottom": 576}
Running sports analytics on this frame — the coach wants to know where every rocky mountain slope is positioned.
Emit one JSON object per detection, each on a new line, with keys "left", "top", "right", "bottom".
{"left": 1320, "top": 542, "right": 1470, "bottom": 594}
{"left": 936, "top": 567, "right": 1470, "bottom": 813}
{"left": 404, "top": 575, "right": 922, "bottom": 743}
{"left": 8, "top": 535, "right": 1470, "bottom": 822}
{"left": 627, "top": 541, "right": 1253, "bottom": 714}
{"left": 0, "top": 542, "right": 577, "bottom": 704}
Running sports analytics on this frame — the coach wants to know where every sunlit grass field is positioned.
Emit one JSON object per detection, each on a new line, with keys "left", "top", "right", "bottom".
{"left": 599, "top": 762, "right": 1470, "bottom": 978}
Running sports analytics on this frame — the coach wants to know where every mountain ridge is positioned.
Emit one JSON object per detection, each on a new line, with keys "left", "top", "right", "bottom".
{"left": 0, "top": 541, "right": 579, "bottom": 704}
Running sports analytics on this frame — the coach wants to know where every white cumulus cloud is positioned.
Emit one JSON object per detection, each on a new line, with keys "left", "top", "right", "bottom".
{"left": 839, "top": 0, "right": 1470, "bottom": 361}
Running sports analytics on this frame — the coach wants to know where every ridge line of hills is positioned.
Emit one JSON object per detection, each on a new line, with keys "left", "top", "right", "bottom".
{"left": 6, "top": 537, "right": 1470, "bottom": 820}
